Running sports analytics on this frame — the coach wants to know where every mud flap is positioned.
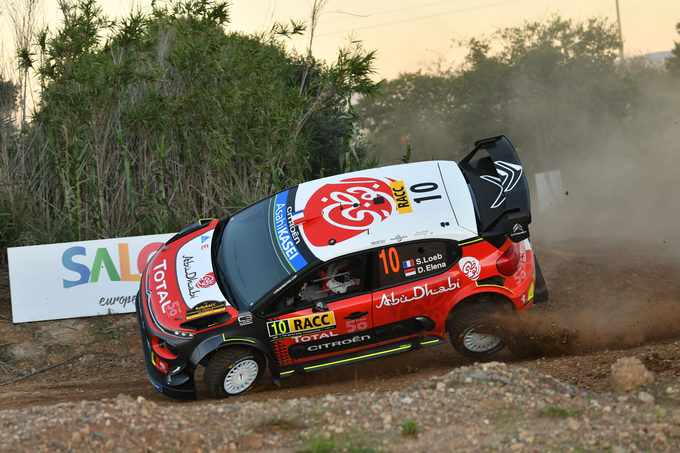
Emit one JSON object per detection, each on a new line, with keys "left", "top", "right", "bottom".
{"left": 532, "top": 255, "right": 549, "bottom": 304}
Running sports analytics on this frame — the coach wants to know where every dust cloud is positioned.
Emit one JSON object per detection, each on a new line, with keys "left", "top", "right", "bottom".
{"left": 507, "top": 66, "right": 680, "bottom": 358}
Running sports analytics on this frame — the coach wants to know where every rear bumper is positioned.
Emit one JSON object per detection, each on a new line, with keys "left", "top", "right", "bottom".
{"left": 136, "top": 293, "right": 197, "bottom": 401}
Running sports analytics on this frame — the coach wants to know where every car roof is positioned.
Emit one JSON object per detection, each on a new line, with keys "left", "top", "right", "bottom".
{"left": 291, "top": 161, "right": 478, "bottom": 263}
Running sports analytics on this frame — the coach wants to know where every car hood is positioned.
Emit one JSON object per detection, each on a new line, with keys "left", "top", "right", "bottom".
{"left": 146, "top": 221, "right": 232, "bottom": 332}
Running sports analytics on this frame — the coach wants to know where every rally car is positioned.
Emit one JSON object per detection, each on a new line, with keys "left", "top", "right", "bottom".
{"left": 136, "top": 135, "right": 548, "bottom": 400}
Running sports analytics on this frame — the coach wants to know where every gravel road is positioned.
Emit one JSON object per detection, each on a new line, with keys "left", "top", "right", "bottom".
{"left": 2, "top": 361, "right": 680, "bottom": 452}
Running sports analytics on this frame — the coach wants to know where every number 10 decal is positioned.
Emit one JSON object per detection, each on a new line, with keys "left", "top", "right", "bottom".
{"left": 411, "top": 182, "right": 441, "bottom": 204}
{"left": 379, "top": 247, "right": 400, "bottom": 275}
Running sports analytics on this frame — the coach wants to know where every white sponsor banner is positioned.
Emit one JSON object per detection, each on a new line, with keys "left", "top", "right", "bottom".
{"left": 8, "top": 233, "right": 175, "bottom": 323}
{"left": 535, "top": 170, "right": 564, "bottom": 213}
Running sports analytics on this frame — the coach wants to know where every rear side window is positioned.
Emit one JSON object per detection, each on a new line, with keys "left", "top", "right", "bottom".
{"left": 373, "top": 241, "right": 454, "bottom": 289}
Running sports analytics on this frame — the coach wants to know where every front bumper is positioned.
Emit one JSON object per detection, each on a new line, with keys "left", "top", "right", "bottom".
{"left": 136, "top": 292, "right": 197, "bottom": 401}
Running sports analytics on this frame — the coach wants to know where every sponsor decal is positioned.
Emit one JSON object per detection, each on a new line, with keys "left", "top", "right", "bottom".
{"left": 390, "top": 235, "right": 407, "bottom": 242}
{"left": 459, "top": 257, "right": 481, "bottom": 281}
{"left": 526, "top": 281, "right": 534, "bottom": 305}
{"left": 200, "top": 235, "right": 210, "bottom": 250}
{"left": 513, "top": 267, "right": 528, "bottom": 285}
{"left": 376, "top": 277, "right": 460, "bottom": 308}
{"left": 182, "top": 255, "right": 200, "bottom": 299}
{"left": 273, "top": 191, "right": 308, "bottom": 271}
{"left": 62, "top": 242, "right": 162, "bottom": 289}
{"left": 185, "top": 300, "right": 227, "bottom": 321}
{"left": 480, "top": 160, "right": 523, "bottom": 209}
{"left": 238, "top": 313, "right": 253, "bottom": 326}
{"left": 267, "top": 312, "right": 337, "bottom": 340}
{"left": 151, "top": 260, "right": 181, "bottom": 316}
{"left": 345, "top": 317, "right": 369, "bottom": 333}
{"left": 290, "top": 210, "right": 305, "bottom": 225}
{"left": 414, "top": 230, "right": 429, "bottom": 237}
{"left": 371, "top": 239, "right": 386, "bottom": 246}
{"left": 272, "top": 274, "right": 298, "bottom": 295}
{"left": 196, "top": 272, "right": 216, "bottom": 289}
{"left": 149, "top": 378, "right": 162, "bottom": 392}
{"left": 300, "top": 177, "right": 397, "bottom": 247}
{"left": 151, "top": 352, "right": 168, "bottom": 375}
{"left": 293, "top": 331, "right": 337, "bottom": 343}
{"left": 389, "top": 181, "right": 413, "bottom": 214}
{"left": 308, "top": 335, "right": 371, "bottom": 351}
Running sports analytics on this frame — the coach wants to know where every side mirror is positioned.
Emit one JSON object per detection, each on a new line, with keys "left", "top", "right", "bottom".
{"left": 312, "top": 300, "right": 329, "bottom": 313}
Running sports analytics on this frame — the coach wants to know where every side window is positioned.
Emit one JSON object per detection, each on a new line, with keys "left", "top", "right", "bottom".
{"left": 374, "top": 241, "right": 452, "bottom": 289}
{"left": 270, "top": 255, "right": 365, "bottom": 313}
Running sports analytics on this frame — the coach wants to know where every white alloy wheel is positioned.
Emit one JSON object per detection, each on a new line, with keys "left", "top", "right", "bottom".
{"left": 223, "top": 359, "right": 259, "bottom": 394}
{"left": 462, "top": 326, "right": 503, "bottom": 352}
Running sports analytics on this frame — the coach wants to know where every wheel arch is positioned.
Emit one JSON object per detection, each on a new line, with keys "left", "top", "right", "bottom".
{"left": 194, "top": 335, "right": 282, "bottom": 386}
{"left": 446, "top": 291, "right": 517, "bottom": 327}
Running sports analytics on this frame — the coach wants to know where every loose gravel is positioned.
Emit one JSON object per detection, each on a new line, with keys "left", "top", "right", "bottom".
{"left": 2, "top": 361, "right": 680, "bottom": 452}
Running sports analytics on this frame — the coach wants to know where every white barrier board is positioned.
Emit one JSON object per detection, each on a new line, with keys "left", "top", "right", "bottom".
{"left": 8, "top": 233, "right": 175, "bottom": 323}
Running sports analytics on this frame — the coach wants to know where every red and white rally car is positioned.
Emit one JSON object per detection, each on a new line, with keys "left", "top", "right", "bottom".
{"left": 136, "top": 135, "right": 548, "bottom": 400}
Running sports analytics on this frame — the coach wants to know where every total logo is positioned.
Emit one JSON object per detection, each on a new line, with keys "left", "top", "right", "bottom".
{"left": 458, "top": 257, "right": 481, "bottom": 281}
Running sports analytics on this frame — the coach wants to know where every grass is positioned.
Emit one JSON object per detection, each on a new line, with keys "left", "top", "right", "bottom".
{"left": 257, "top": 415, "right": 303, "bottom": 431}
{"left": 400, "top": 420, "right": 421, "bottom": 436}
{"left": 297, "top": 435, "right": 337, "bottom": 453}
{"left": 536, "top": 406, "right": 582, "bottom": 419}
{"left": 296, "top": 434, "right": 380, "bottom": 453}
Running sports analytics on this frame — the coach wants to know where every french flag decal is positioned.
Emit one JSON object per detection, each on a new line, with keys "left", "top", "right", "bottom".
{"left": 291, "top": 210, "right": 305, "bottom": 225}
{"left": 403, "top": 259, "right": 414, "bottom": 268}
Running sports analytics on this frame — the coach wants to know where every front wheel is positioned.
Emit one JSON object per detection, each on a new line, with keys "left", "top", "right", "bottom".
{"left": 204, "top": 346, "right": 265, "bottom": 398}
{"left": 447, "top": 296, "right": 509, "bottom": 358}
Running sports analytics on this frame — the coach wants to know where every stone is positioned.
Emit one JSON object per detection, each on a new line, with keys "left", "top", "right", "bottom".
{"left": 638, "top": 391, "right": 655, "bottom": 403}
{"left": 610, "top": 357, "right": 654, "bottom": 392}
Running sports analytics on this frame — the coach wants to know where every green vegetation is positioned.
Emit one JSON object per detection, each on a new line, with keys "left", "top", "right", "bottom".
{"left": 400, "top": 419, "right": 422, "bottom": 436}
{"left": 536, "top": 406, "right": 582, "bottom": 419}
{"left": 296, "top": 433, "right": 379, "bottom": 453}
{"left": 356, "top": 17, "right": 680, "bottom": 174}
{"left": 0, "top": 0, "right": 382, "bottom": 260}
{"left": 257, "top": 415, "right": 303, "bottom": 431}
{"left": 2, "top": 2, "right": 680, "bottom": 260}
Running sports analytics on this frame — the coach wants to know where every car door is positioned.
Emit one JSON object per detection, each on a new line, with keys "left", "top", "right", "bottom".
{"left": 371, "top": 241, "right": 460, "bottom": 344}
{"left": 265, "top": 254, "right": 376, "bottom": 367}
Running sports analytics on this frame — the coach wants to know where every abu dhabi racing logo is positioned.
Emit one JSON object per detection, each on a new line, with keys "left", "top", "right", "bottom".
{"left": 480, "top": 161, "right": 523, "bottom": 209}
{"left": 458, "top": 257, "right": 481, "bottom": 281}
{"left": 196, "top": 272, "right": 216, "bottom": 289}
{"left": 300, "top": 177, "right": 398, "bottom": 247}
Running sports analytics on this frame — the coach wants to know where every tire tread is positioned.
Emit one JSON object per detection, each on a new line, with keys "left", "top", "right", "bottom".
{"left": 204, "top": 346, "right": 263, "bottom": 398}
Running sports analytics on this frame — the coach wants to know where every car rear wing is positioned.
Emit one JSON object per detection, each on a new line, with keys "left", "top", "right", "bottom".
{"left": 458, "top": 135, "right": 531, "bottom": 242}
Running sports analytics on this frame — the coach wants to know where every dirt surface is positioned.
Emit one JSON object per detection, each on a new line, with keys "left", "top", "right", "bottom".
{"left": 1, "top": 239, "right": 680, "bottom": 412}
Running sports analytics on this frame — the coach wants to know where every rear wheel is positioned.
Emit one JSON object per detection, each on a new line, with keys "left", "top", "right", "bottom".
{"left": 447, "top": 295, "right": 509, "bottom": 358}
{"left": 204, "top": 347, "right": 265, "bottom": 398}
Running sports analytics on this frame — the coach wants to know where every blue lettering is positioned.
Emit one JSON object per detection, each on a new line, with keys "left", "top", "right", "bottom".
{"left": 62, "top": 246, "right": 91, "bottom": 289}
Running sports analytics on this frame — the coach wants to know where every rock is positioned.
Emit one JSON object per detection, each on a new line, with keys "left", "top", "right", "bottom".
{"left": 638, "top": 391, "right": 655, "bottom": 403}
{"left": 239, "top": 435, "right": 264, "bottom": 450}
{"left": 436, "top": 382, "right": 446, "bottom": 391}
{"left": 610, "top": 357, "right": 654, "bottom": 392}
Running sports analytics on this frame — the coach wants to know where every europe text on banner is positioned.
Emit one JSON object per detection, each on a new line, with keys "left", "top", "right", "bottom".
{"left": 8, "top": 233, "right": 175, "bottom": 323}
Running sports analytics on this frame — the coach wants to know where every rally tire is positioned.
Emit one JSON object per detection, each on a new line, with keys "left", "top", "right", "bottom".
{"left": 447, "top": 296, "right": 508, "bottom": 358}
{"left": 204, "top": 347, "right": 265, "bottom": 398}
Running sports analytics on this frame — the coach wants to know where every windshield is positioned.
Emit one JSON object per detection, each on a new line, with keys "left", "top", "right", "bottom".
{"left": 216, "top": 189, "right": 314, "bottom": 307}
